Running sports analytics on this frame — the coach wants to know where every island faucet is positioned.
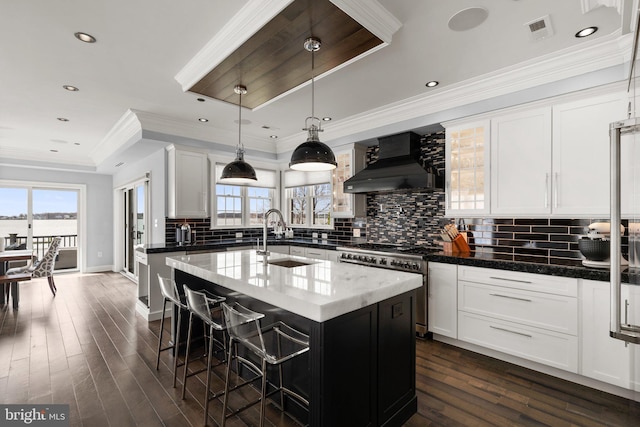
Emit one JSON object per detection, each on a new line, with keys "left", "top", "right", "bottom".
{"left": 256, "top": 208, "right": 286, "bottom": 256}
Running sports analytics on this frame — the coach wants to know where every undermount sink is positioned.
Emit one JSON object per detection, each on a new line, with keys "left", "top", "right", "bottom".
{"left": 268, "top": 259, "right": 315, "bottom": 268}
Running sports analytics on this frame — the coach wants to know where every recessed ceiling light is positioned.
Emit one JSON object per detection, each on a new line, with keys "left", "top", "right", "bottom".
{"left": 575, "top": 26, "right": 598, "bottom": 38}
{"left": 74, "top": 32, "right": 96, "bottom": 43}
{"left": 322, "top": 117, "right": 332, "bottom": 121}
{"left": 270, "top": 135, "right": 278, "bottom": 139}
{"left": 63, "top": 85, "right": 79, "bottom": 91}
{"left": 198, "top": 118, "right": 208, "bottom": 122}
{"left": 197, "top": 98, "right": 205, "bottom": 102}
{"left": 57, "top": 117, "right": 69, "bottom": 122}
{"left": 426, "top": 81, "right": 439, "bottom": 87}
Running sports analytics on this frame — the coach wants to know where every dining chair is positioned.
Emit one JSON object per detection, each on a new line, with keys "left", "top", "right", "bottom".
{"left": 6, "top": 236, "right": 62, "bottom": 296}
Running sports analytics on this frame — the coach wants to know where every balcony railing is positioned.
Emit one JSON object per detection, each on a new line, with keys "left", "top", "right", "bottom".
{"left": 2, "top": 234, "right": 77, "bottom": 265}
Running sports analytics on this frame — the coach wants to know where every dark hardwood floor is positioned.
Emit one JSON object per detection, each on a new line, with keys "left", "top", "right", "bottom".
{"left": 1, "top": 272, "right": 639, "bottom": 426}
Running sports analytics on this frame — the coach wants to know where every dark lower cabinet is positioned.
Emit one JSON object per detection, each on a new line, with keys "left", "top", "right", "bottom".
{"left": 174, "top": 270, "right": 417, "bottom": 427}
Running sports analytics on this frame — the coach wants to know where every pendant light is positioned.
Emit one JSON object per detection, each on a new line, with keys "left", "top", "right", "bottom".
{"left": 289, "top": 37, "right": 337, "bottom": 171}
{"left": 219, "top": 85, "right": 258, "bottom": 183}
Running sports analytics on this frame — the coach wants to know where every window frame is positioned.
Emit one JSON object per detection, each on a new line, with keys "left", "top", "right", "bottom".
{"left": 285, "top": 183, "right": 333, "bottom": 229}
{"left": 211, "top": 159, "right": 278, "bottom": 229}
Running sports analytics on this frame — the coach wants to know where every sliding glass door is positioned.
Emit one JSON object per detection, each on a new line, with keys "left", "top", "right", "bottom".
{"left": 0, "top": 185, "right": 79, "bottom": 269}
{"left": 122, "top": 180, "right": 147, "bottom": 278}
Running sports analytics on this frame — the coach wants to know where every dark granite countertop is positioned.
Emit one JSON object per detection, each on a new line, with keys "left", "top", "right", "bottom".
{"left": 137, "top": 238, "right": 340, "bottom": 254}
{"left": 426, "top": 251, "right": 640, "bottom": 285}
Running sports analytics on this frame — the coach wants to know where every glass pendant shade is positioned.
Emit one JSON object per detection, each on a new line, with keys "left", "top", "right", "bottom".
{"left": 219, "top": 84, "right": 257, "bottom": 184}
{"left": 290, "top": 37, "right": 337, "bottom": 171}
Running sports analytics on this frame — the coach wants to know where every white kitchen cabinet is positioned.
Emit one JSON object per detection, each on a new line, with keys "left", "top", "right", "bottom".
{"left": 428, "top": 262, "right": 458, "bottom": 338}
{"left": 289, "top": 246, "right": 305, "bottom": 256}
{"left": 444, "top": 120, "right": 490, "bottom": 216}
{"left": 580, "top": 279, "right": 634, "bottom": 389}
{"left": 269, "top": 245, "right": 289, "bottom": 255}
{"left": 490, "top": 107, "right": 552, "bottom": 215}
{"left": 136, "top": 248, "right": 185, "bottom": 321}
{"left": 581, "top": 280, "right": 640, "bottom": 391}
{"left": 551, "top": 93, "right": 627, "bottom": 216}
{"left": 332, "top": 144, "right": 367, "bottom": 218}
{"left": 303, "top": 247, "right": 329, "bottom": 260}
{"left": 167, "top": 145, "right": 209, "bottom": 218}
{"left": 456, "top": 265, "right": 578, "bottom": 373}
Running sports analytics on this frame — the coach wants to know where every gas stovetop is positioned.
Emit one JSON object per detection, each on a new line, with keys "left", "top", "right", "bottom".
{"left": 336, "top": 243, "right": 437, "bottom": 272}
{"left": 338, "top": 243, "right": 439, "bottom": 257}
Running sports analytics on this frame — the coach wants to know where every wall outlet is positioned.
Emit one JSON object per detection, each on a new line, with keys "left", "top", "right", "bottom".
{"left": 312, "top": 232, "right": 318, "bottom": 238}
{"left": 321, "top": 233, "right": 328, "bottom": 240}
{"left": 353, "top": 229, "right": 361, "bottom": 237}
{"left": 235, "top": 232, "right": 243, "bottom": 239}
{"left": 97, "top": 251, "right": 103, "bottom": 258}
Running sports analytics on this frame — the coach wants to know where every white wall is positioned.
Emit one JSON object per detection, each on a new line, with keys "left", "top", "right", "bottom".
{"left": 113, "top": 147, "right": 167, "bottom": 245}
{"left": 0, "top": 165, "right": 113, "bottom": 271}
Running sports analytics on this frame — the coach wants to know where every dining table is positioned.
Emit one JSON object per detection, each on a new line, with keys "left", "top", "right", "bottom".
{"left": 0, "top": 249, "right": 34, "bottom": 308}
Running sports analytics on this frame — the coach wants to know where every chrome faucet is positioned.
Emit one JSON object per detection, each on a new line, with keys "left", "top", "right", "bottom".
{"left": 256, "top": 208, "right": 286, "bottom": 256}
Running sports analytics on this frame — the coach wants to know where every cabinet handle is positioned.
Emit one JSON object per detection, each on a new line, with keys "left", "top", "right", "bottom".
{"left": 553, "top": 173, "right": 558, "bottom": 208}
{"left": 490, "top": 325, "right": 532, "bottom": 338}
{"left": 489, "top": 276, "right": 533, "bottom": 284}
{"left": 489, "top": 293, "right": 532, "bottom": 302}
{"left": 625, "top": 299, "right": 629, "bottom": 326}
{"left": 544, "top": 173, "right": 549, "bottom": 208}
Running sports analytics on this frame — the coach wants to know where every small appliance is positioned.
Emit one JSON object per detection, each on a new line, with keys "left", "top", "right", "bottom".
{"left": 176, "top": 222, "right": 192, "bottom": 246}
{"left": 578, "top": 222, "right": 627, "bottom": 268}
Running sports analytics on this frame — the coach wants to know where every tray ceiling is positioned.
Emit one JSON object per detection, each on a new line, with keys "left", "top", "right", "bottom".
{"left": 188, "top": 0, "right": 383, "bottom": 109}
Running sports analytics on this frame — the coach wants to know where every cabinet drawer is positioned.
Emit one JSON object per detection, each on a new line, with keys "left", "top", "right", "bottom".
{"left": 458, "top": 265, "right": 577, "bottom": 296}
{"left": 290, "top": 246, "right": 305, "bottom": 256}
{"left": 304, "top": 248, "right": 327, "bottom": 260}
{"left": 135, "top": 251, "right": 148, "bottom": 265}
{"left": 458, "top": 281, "right": 577, "bottom": 335}
{"left": 458, "top": 311, "right": 578, "bottom": 373}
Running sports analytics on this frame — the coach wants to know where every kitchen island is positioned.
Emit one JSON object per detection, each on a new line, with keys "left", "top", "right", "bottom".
{"left": 166, "top": 250, "right": 422, "bottom": 427}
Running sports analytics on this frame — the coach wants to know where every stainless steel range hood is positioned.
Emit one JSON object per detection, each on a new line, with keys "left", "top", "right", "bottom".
{"left": 343, "top": 131, "right": 440, "bottom": 193}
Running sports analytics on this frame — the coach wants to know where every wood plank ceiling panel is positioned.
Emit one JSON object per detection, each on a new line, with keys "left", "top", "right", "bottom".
{"left": 188, "top": 0, "right": 383, "bottom": 108}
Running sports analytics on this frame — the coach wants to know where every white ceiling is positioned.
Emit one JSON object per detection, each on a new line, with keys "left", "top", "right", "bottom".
{"left": 0, "top": 0, "right": 632, "bottom": 174}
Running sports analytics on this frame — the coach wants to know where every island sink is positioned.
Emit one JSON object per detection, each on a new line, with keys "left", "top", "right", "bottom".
{"left": 268, "top": 258, "right": 315, "bottom": 268}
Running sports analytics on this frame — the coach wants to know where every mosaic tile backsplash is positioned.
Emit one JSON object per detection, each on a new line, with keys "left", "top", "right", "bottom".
{"left": 165, "top": 217, "right": 361, "bottom": 245}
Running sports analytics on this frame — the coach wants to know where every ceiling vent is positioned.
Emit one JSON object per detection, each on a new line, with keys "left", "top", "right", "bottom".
{"left": 525, "top": 15, "right": 554, "bottom": 41}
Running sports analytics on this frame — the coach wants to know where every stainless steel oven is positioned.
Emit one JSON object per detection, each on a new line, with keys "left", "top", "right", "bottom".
{"left": 336, "top": 243, "right": 431, "bottom": 338}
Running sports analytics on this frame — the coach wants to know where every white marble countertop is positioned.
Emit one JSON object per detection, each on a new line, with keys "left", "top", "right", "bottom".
{"left": 166, "top": 250, "right": 422, "bottom": 322}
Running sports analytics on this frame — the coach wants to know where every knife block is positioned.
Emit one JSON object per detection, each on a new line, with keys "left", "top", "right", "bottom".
{"left": 452, "top": 234, "right": 471, "bottom": 254}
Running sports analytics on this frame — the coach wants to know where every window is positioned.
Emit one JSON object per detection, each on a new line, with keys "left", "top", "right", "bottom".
{"left": 248, "top": 187, "right": 272, "bottom": 226}
{"left": 286, "top": 183, "right": 332, "bottom": 228}
{"left": 212, "top": 163, "right": 277, "bottom": 228}
{"left": 216, "top": 185, "right": 242, "bottom": 226}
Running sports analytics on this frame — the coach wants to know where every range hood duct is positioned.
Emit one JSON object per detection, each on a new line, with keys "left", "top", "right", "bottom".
{"left": 343, "top": 131, "right": 440, "bottom": 193}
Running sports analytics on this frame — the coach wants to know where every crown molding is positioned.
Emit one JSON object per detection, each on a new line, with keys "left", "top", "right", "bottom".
{"left": 0, "top": 150, "right": 97, "bottom": 172}
{"left": 134, "top": 110, "right": 276, "bottom": 153}
{"left": 89, "top": 109, "right": 142, "bottom": 166}
{"left": 174, "top": 0, "right": 293, "bottom": 92}
{"left": 330, "top": 0, "right": 402, "bottom": 43}
{"left": 277, "top": 31, "right": 631, "bottom": 153}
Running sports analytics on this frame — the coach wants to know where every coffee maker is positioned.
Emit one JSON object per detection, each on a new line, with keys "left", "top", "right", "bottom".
{"left": 175, "top": 222, "right": 192, "bottom": 246}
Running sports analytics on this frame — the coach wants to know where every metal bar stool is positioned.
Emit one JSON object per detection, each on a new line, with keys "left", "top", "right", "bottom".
{"left": 156, "top": 274, "right": 188, "bottom": 387}
{"left": 182, "top": 285, "right": 227, "bottom": 425}
{"left": 221, "top": 302, "right": 310, "bottom": 427}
